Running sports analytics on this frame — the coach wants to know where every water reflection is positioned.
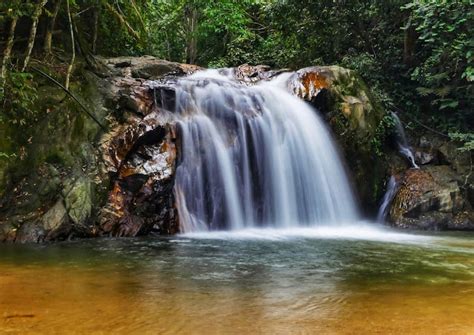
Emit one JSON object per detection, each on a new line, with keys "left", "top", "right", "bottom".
{"left": 1, "top": 230, "right": 473, "bottom": 334}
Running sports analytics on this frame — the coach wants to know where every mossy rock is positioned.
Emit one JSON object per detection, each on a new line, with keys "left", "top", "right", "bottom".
{"left": 0, "top": 66, "right": 110, "bottom": 242}
{"left": 64, "top": 176, "right": 93, "bottom": 228}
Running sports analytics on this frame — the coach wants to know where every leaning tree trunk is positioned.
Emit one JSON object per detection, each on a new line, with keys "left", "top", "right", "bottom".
{"left": 1, "top": 16, "right": 18, "bottom": 91}
{"left": 43, "top": 0, "right": 62, "bottom": 54}
{"left": 22, "top": 0, "right": 49, "bottom": 71}
{"left": 65, "top": 0, "right": 75, "bottom": 90}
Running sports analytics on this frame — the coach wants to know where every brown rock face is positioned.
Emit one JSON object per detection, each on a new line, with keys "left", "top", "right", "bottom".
{"left": 389, "top": 166, "right": 474, "bottom": 230}
{"left": 95, "top": 58, "right": 194, "bottom": 237}
{"left": 99, "top": 114, "right": 178, "bottom": 237}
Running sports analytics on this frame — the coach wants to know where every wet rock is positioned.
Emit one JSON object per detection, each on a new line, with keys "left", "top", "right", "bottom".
{"left": 0, "top": 223, "right": 17, "bottom": 242}
{"left": 15, "top": 222, "right": 46, "bottom": 243}
{"left": 41, "top": 199, "right": 71, "bottom": 240}
{"left": 438, "top": 142, "right": 472, "bottom": 175}
{"left": 419, "top": 136, "right": 432, "bottom": 148}
{"left": 415, "top": 149, "right": 435, "bottom": 165}
{"left": 451, "top": 211, "right": 474, "bottom": 230}
{"left": 389, "top": 165, "right": 473, "bottom": 230}
{"left": 117, "top": 83, "right": 156, "bottom": 116}
{"left": 105, "top": 56, "right": 202, "bottom": 79}
{"left": 99, "top": 110, "right": 178, "bottom": 237}
{"left": 233, "top": 64, "right": 285, "bottom": 83}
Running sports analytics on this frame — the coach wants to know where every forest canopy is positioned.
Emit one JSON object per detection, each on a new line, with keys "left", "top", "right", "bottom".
{"left": 0, "top": 0, "right": 473, "bottom": 151}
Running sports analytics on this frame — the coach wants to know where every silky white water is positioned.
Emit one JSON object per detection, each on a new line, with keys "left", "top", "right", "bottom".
{"left": 182, "top": 224, "right": 434, "bottom": 244}
{"left": 377, "top": 175, "right": 398, "bottom": 222}
{"left": 390, "top": 112, "right": 419, "bottom": 169}
{"left": 173, "top": 70, "right": 359, "bottom": 232}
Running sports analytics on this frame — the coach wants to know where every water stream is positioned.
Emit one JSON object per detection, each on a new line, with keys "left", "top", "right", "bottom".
{"left": 173, "top": 70, "right": 358, "bottom": 232}
{"left": 391, "top": 111, "right": 419, "bottom": 169}
{"left": 376, "top": 176, "right": 399, "bottom": 222}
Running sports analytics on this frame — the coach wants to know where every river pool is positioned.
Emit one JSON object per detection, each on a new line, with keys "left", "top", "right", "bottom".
{"left": 1, "top": 226, "right": 473, "bottom": 334}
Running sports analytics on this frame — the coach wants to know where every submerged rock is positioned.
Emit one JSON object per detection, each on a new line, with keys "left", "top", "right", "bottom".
{"left": 15, "top": 222, "right": 46, "bottom": 244}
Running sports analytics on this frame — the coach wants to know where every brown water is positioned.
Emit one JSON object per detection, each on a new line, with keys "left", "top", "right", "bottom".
{"left": 1, "top": 226, "right": 473, "bottom": 334}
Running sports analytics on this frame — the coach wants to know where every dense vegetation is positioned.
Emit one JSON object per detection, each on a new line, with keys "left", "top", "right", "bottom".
{"left": 1, "top": 0, "right": 473, "bottom": 158}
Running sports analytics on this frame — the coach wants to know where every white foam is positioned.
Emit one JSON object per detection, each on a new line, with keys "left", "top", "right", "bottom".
{"left": 181, "top": 222, "right": 434, "bottom": 244}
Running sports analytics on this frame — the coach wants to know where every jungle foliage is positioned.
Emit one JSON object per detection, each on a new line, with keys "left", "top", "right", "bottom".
{"left": 0, "top": 0, "right": 473, "bottom": 151}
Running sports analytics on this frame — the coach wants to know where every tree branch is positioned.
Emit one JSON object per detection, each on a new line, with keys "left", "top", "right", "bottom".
{"left": 32, "top": 67, "right": 107, "bottom": 131}
{"left": 103, "top": 1, "right": 141, "bottom": 42}
{"left": 65, "top": 0, "right": 75, "bottom": 90}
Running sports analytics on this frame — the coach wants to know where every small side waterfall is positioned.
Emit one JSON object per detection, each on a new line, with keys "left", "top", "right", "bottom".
{"left": 391, "top": 112, "right": 419, "bottom": 169}
{"left": 172, "top": 70, "right": 359, "bottom": 232}
{"left": 377, "top": 176, "right": 398, "bottom": 222}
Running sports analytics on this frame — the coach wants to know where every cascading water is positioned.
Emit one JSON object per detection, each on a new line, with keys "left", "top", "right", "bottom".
{"left": 172, "top": 70, "right": 359, "bottom": 232}
{"left": 390, "top": 112, "right": 419, "bottom": 169}
{"left": 376, "top": 176, "right": 398, "bottom": 222}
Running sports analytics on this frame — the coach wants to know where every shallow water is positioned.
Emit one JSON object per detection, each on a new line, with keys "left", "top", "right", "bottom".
{"left": 1, "top": 226, "right": 473, "bottom": 334}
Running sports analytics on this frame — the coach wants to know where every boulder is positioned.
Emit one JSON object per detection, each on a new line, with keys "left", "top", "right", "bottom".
{"left": 63, "top": 177, "right": 93, "bottom": 229}
{"left": 0, "top": 223, "right": 17, "bottom": 242}
{"left": 41, "top": 199, "right": 71, "bottom": 240}
{"left": 389, "top": 165, "right": 474, "bottom": 230}
{"left": 15, "top": 222, "right": 46, "bottom": 243}
{"left": 104, "top": 56, "right": 202, "bottom": 79}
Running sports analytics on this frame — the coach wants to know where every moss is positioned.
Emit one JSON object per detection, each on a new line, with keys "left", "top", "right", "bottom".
{"left": 0, "top": 65, "right": 110, "bottom": 241}
{"left": 308, "top": 66, "right": 389, "bottom": 212}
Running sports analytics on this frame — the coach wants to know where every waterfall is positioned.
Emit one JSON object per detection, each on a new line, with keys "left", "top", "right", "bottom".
{"left": 172, "top": 70, "right": 359, "bottom": 232}
{"left": 390, "top": 112, "right": 419, "bottom": 169}
{"left": 377, "top": 176, "right": 398, "bottom": 222}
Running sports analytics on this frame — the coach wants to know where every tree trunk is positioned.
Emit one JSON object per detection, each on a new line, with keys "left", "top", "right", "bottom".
{"left": 65, "top": 0, "right": 75, "bottom": 90}
{"left": 1, "top": 16, "right": 18, "bottom": 90}
{"left": 22, "top": 0, "right": 49, "bottom": 71}
{"left": 43, "top": 0, "right": 62, "bottom": 54}
{"left": 185, "top": 5, "right": 198, "bottom": 64}
{"left": 91, "top": 2, "right": 100, "bottom": 54}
